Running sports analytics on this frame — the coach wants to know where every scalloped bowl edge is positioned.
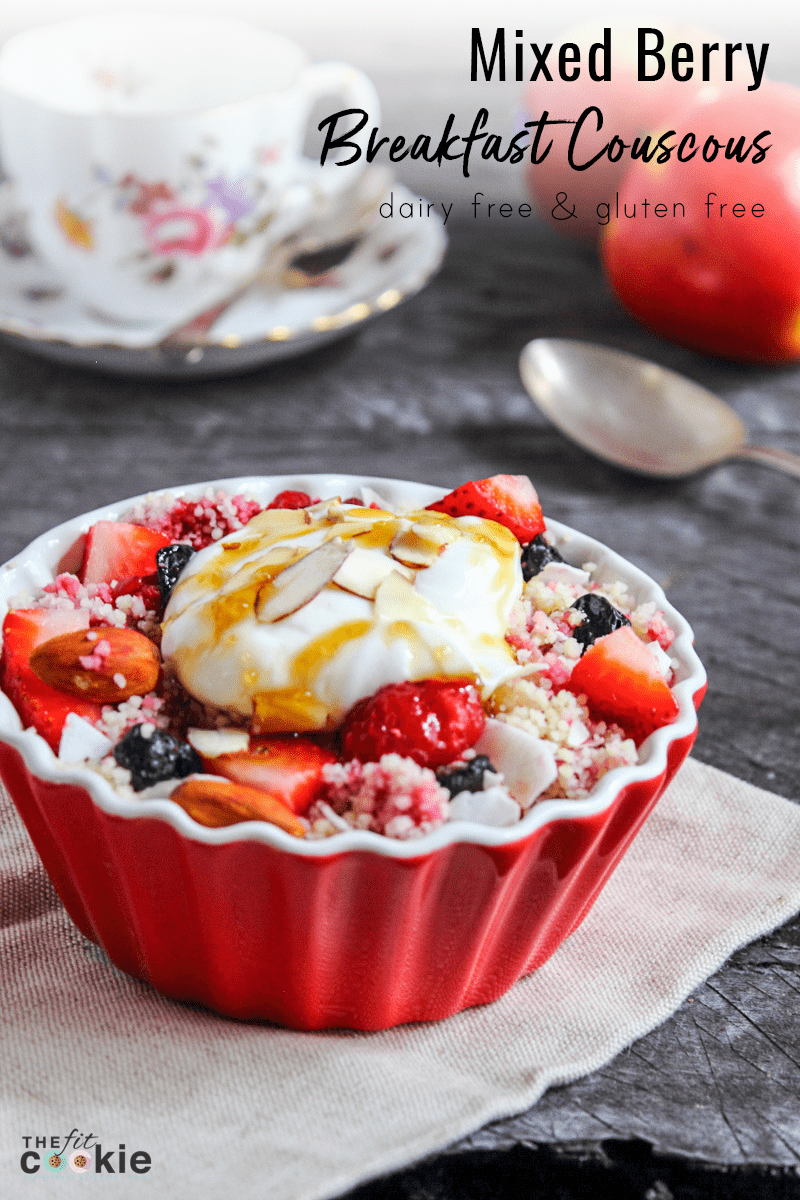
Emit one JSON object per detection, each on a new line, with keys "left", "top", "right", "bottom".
{"left": 0, "top": 474, "right": 706, "bottom": 1028}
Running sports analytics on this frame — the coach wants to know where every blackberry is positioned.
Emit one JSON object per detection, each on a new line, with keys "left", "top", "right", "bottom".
{"left": 113, "top": 724, "right": 202, "bottom": 791}
{"left": 436, "top": 755, "right": 496, "bottom": 797}
{"left": 570, "top": 593, "right": 630, "bottom": 653}
{"left": 156, "top": 543, "right": 195, "bottom": 605}
{"left": 520, "top": 534, "right": 564, "bottom": 581}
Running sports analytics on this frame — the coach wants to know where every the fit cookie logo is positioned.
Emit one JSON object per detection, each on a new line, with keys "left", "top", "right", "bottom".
{"left": 19, "top": 1129, "right": 151, "bottom": 1175}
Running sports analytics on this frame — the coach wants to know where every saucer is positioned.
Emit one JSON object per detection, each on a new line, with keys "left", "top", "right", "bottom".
{"left": 0, "top": 174, "right": 447, "bottom": 377}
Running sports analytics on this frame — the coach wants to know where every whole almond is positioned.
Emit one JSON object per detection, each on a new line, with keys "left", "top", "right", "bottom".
{"left": 29, "top": 627, "right": 160, "bottom": 702}
{"left": 170, "top": 777, "right": 306, "bottom": 837}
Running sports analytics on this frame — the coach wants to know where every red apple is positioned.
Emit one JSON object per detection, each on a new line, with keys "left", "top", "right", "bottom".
{"left": 600, "top": 81, "right": 800, "bottom": 363}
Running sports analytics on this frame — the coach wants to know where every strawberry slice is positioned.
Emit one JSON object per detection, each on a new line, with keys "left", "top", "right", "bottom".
{"left": 80, "top": 521, "right": 172, "bottom": 585}
{"left": 567, "top": 625, "right": 679, "bottom": 743}
{"left": 194, "top": 735, "right": 337, "bottom": 816}
{"left": 111, "top": 573, "right": 163, "bottom": 614}
{"left": 1, "top": 608, "right": 103, "bottom": 750}
{"left": 56, "top": 533, "right": 86, "bottom": 576}
{"left": 427, "top": 475, "right": 546, "bottom": 543}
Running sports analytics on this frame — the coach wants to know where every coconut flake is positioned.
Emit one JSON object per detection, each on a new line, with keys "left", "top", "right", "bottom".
{"left": 187, "top": 727, "right": 250, "bottom": 757}
{"left": 359, "top": 485, "right": 394, "bottom": 510}
{"left": 475, "top": 717, "right": 557, "bottom": 808}
{"left": 536, "top": 562, "right": 591, "bottom": 587}
{"left": 449, "top": 786, "right": 522, "bottom": 826}
{"left": 58, "top": 714, "right": 113, "bottom": 763}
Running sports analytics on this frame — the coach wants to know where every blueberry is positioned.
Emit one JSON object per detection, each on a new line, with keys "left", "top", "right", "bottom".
{"left": 520, "top": 534, "right": 564, "bottom": 581}
{"left": 570, "top": 593, "right": 630, "bottom": 653}
{"left": 113, "top": 724, "right": 202, "bottom": 791}
{"left": 436, "top": 754, "right": 496, "bottom": 797}
{"left": 156, "top": 543, "right": 195, "bottom": 605}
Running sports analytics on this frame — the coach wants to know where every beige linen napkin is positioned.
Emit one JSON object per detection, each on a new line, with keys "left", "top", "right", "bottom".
{"left": 1, "top": 757, "right": 799, "bottom": 1200}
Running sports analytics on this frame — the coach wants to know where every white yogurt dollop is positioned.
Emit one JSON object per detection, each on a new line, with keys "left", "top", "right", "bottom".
{"left": 161, "top": 500, "right": 522, "bottom": 732}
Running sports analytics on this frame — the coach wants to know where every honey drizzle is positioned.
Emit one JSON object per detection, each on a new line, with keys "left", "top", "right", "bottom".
{"left": 251, "top": 619, "right": 373, "bottom": 731}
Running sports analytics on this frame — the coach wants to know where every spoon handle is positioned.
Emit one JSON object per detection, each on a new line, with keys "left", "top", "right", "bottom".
{"left": 736, "top": 444, "right": 800, "bottom": 479}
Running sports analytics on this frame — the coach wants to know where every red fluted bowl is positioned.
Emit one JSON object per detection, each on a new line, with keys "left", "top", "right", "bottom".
{"left": 0, "top": 475, "right": 706, "bottom": 1029}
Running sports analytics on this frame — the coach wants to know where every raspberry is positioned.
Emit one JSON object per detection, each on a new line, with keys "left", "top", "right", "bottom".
{"left": 341, "top": 679, "right": 485, "bottom": 768}
{"left": 267, "top": 490, "right": 314, "bottom": 510}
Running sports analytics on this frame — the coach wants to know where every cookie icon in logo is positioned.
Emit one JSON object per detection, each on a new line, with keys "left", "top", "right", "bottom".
{"left": 69, "top": 1150, "right": 91, "bottom": 1173}
{"left": 43, "top": 1153, "right": 65, "bottom": 1172}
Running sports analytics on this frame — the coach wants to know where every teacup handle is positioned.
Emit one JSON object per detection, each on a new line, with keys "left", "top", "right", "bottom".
{"left": 298, "top": 60, "right": 381, "bottom": 198}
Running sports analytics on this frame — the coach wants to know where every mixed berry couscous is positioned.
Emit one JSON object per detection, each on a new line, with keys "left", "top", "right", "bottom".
{"left": 0, "top": 474, "right": 681, "bottom": 842}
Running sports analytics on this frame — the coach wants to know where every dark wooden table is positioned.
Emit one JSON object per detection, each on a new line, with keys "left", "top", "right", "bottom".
{"left": 1, "top": 214, "right": 798, "bottom": 1199}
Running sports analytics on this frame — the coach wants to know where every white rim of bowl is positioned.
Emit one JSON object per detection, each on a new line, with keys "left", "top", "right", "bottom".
{"left": 0, "top": 473, "right": 706, "bottom": 860}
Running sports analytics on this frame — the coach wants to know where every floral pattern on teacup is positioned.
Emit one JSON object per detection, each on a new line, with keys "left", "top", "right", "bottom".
{"left": 121, "top": 177, "right": 174, "bottom": 215}
{"left": 144, "top": 205, "right": 231, "bottom": 257}
{"left": 54, "top": 199, "right": 94, "bottom": 250}
{"left": 49, "top": 148, "right": 284, "bottom": 279}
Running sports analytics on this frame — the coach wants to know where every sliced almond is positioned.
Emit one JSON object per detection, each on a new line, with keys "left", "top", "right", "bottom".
{"left": 390, "top": 524, "right": 456, "bottom": 568}
{"left": 307, "top": 498, "right": 339, "bottom": 520}
{"left": 255, "top": 539, "right": 352, "bottom": 623}
{"left": 29, "top": 627, "right": 160, "bottom": 702}
{"left": 332, "top": 546, "right": 414, "bottom": 599}
{"left": 214, "top": 544, "right": 305, "bottom": 602}
{"left": 239, "top": 507, "right": 312, "bottom": 538}
{"left": 411, "top": 521, "right": 458, "bottom": 547}
{"left": 373, "top": 569, "right": 436, "bottom": 623}
{"left": 323, "top": 500, "right": 356, "bottom": 522}
{"left": 170, "top": 776, "right": 306, "bottom": 837}
{"left": 334, "top": 503, "right": 394, "bottom": 523}
{"left": 258, "top": 545, "right": 306, "bottom": 567}
{"left": 323, "top": 518, "right": 385, "bottom": 540}
{"left": 187, "top": 727, "right": 250, "bottom": 758}
{"left": 322, "top": 499, "right": 391, "bottom": 523}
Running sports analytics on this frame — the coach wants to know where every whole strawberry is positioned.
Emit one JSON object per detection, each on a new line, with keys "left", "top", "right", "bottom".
{"left": 341, "top": 679, "right": 485, "bottom": 768}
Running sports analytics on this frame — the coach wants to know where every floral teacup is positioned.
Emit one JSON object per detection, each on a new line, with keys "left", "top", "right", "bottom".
{"left": 0, "top": 13, "right": 379, "bottom": 324}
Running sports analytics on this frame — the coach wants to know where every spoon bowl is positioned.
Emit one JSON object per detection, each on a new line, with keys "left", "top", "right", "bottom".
{"left": 519, "top": 338, "right": 800, "bottom": 479}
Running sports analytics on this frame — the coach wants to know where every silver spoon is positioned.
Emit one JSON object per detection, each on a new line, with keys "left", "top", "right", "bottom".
{"left": 519, "top": 338, "right": 800, "bottom": 479}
